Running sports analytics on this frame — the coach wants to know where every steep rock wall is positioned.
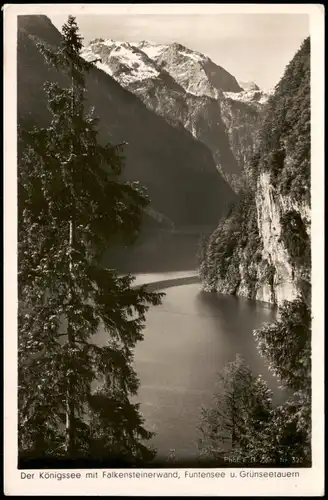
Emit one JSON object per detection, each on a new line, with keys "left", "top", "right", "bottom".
{"left": 255, "top": 172, "right": 310, "bottom": 304}
{"left": 200, "top": 38, "right": 311, "bottom": 305}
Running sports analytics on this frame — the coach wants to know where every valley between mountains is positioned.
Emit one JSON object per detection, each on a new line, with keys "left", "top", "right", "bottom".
{"left": 18, "top": 15, "right": 273, "bottom": 275}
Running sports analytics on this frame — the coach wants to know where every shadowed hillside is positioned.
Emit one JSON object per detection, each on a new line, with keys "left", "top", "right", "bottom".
{"left": 18, "top": 15, "right": 236, "bottom": 229}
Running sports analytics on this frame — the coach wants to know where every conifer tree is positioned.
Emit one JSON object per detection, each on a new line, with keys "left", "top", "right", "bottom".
{"left": 198, "top": 355, "right": 273, "bottom": 465}
{"left": 253, "top": 296, "right": 312, "bottom": 464}
{"left": 198, "top": 297, "right": 312, "bottom": 466}
{"left": 18, "top": 15, "right": 163, "bottom": 465}
{"left": 253, "top": 296, "right": 311, "bottom": 397}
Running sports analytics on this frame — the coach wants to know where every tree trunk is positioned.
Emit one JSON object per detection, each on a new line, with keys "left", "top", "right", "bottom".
{"left": 65, "top": 64, "right": 77, "bottom": 458}
{"left": 65, "top": 218, "right": 76, "bottom": 456}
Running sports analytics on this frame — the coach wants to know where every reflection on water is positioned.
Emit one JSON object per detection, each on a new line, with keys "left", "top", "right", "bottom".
{"left": 132, "top": 281, "right": 283, "bottom": 462}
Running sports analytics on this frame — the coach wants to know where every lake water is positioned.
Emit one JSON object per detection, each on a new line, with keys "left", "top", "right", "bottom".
{"left": 96, "top": 272, "right": 284, "bottom": 464}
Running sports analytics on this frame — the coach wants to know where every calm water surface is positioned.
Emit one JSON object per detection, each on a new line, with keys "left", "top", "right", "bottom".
{"left": 94, "top": 273, "right": 284, "bottom": 462}
{"left": 133, "top": 277, "right": 284, "bottom": 462}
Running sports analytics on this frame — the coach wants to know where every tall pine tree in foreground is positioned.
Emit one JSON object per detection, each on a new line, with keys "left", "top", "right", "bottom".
{"left": 18, "top": 15, "right": 163, "bottom": 466}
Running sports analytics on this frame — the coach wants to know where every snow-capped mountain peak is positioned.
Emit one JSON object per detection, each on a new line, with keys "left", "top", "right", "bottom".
{"left": 79, "top": 38, "right": 268, "bottom": 192}
{"left": 237, "top": 80, "right": 260, "bottom": 92}
{"left": 81, "top": 39, "right": 244, "bottom": 98}
{"left": 82, "top": 39, "right": 161, "bottom": 84}
{"left": 170, "top": 42, "right": 208, "bottom": 63}
{"left": 82, "top": 40, "right": 271, "bottom": 106}
{"left": 131, "top": 40, "right": 168, "bottom": 60}
{"left": 81, "top": 39, "right": 270, "bottom": 106}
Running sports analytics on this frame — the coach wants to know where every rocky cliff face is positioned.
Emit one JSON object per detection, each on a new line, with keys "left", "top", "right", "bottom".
{"left": 154, "top": 42, "right": 242, "bottom": 97}
{"left": 81, "top": 40, "right": 269, "bottom": 191}
{"left": 218, "top": 97, "right": 264, "bottom": 188}
{"left": 255, "top": 172, "right": 310, "bottom": 304}
{"left": 200, "top": 38, "right": 310, "bottom": 305}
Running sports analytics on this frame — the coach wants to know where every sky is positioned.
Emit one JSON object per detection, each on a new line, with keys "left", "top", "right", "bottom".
{"left": 50, "top": 13, "right": 309, "bottom": 91}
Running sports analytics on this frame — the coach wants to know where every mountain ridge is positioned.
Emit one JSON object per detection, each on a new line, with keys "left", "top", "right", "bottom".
{"left": 81, "top": 38, "right": 269, "bottom": 191}
{"left": 81, "top": 38, "right": 272, "bottom": 102}
{"left": 18, "top": 15, "right": 236, "bottom": 229}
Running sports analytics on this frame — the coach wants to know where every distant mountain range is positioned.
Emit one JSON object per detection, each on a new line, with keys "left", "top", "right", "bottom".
{"left": 81, "top": 39, "right": 271, "bottom": 190}
{"left": 18, "top": 16, "right": 272, "bottom": 234}
{"left": 82, "top": 39, "right": 243, "bottom": 96}
{"left": 18, "top": 15, "right": 238, "bottom": 229}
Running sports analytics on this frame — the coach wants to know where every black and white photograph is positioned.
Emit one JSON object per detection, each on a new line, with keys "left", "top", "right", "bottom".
{"left": 4, "top": 3, "right": 325, "bottom": 497}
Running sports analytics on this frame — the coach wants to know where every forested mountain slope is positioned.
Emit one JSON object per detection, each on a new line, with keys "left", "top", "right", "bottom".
{"left": 18, "top": 15, "right": 236, "bottom": 228}
{"left": 200, "top": 38, "right": 311, "bottom": 305}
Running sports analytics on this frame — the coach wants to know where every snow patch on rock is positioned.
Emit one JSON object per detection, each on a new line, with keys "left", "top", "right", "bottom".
{"left": 238, "top": 80, "right": 260, "bottom": 92}
{"left": 224, "top": 89, "right": 270, "bottom": 105}
{"left": 81, "top": 40, "right": 160, "bottom": 84}
{"left": 131, "top": 41, "right": 167, "bottom": 60}
{"left": 82, "top": 39, "right": 244, "bottom": 98}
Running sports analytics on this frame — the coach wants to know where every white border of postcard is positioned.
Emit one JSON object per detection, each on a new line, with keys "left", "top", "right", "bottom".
{"left": 3, "top": 3, "right": 325, "bottom": 496}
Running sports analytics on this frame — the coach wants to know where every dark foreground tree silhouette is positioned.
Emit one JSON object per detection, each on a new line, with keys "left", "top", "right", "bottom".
{"left": 18, "top": 15, "right": 163, "bottom": 467}
{"left": 198, "top": 297, "right": 311, "bottom": 466}
{"left": 198, "top": 354, "right": 273, "bottom": 466}
{"left": 253, "top": 296, "right": 312, "bottom": 465}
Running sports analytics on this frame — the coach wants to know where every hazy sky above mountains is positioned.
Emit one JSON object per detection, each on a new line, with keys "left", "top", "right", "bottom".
{"left": 50, "top": 13, "right": 309, "bottom": 90}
